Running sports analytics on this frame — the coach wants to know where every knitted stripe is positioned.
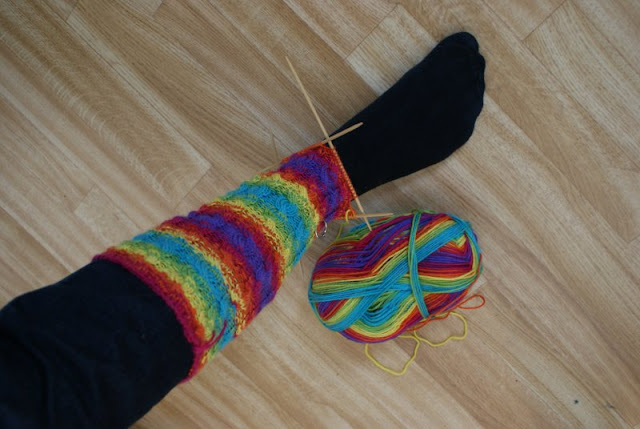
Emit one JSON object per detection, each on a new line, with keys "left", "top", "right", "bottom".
{"left": 94, "top": 144, "right": 352, "bottom": 378}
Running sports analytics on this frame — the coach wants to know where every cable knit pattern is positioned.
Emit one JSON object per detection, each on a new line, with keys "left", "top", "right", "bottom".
{"left": 93, "top": 144, "right": 352, "bottom": 379}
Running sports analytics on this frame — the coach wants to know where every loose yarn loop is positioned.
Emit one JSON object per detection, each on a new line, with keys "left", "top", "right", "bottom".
{"left": 309, "top": 210, "right": 483, "bottom": 343}
{"left": 365, "top": 295, "right": 485, "bottom": 376}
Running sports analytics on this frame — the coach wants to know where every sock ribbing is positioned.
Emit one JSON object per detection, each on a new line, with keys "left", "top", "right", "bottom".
{"left": 94, "top": 144, "right": 352, "bottom": 378}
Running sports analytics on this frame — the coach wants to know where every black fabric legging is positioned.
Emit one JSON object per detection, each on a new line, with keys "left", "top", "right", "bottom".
{"left": 0, "top": 260, "right": 190, "bottom": 428}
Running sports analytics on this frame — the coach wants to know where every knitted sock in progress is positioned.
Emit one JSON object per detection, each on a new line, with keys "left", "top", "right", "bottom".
{"left": 92, "top": 31, "right": 486, "bottom": 381}
{"left": 94, "top": 144, "right": 352, "bottom": 378}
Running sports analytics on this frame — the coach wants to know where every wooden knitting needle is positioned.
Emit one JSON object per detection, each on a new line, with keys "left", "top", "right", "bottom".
{"left": 351, "top": 212, "right": 394, "bottom": 219}
{"left": 320, "top": 122, "right": 363, "bottom": 143}
{"left": 258, "top": 122, "right": 364, "bottom": 174}
{"left": 285, "top": 56, "right": 372, "bottom": 231}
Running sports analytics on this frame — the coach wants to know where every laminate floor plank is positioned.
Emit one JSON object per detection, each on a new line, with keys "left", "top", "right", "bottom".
{"left": 0, "top": 207, "right": 68, "bottom": 303}
{"left": 213, "top": 0, "right": 379, "bottom": 151}
{"left": 155, "top": 0, "right": 347, "bottom": 157}
{"left": 1, "top": 0, "right": 639, "bottom": 427}
{"left": 525, "top": 0, "right": 640, "bottom": 171}
{"left": 0, "top": 1, "right": 209, "bottom": 228}
{"left": 346, "top": 5, "right": 436, "bottom": 95}
{"left": 573, "top": 0, "right": 640, "bottom": 71}
{"left": 484, "top": 0, "right": 564, "bottom": 40}
{"left": 282, "top": 0, "right": 395, "bottom": 58}
{"left": 68, "top": 0, "right": 270, "bottom": 181}
{"left": 44, "top": 0, "right": 78, "bottom": 21}
{"left": 0, "top": 92, "right": 100, "bottom": 270}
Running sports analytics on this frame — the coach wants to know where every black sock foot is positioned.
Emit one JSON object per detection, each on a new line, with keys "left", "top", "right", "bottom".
{"left": 333, "top": 32, "right": 486, "bottom": 195}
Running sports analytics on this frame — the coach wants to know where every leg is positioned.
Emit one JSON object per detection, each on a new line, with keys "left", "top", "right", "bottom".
{"left": 0, "top": 32, "right": 485, "bottom": 428}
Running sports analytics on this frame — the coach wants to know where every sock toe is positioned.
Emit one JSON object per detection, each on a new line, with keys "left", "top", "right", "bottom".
{"left": 439, "top": 31, "right": 480, "bottom": 53}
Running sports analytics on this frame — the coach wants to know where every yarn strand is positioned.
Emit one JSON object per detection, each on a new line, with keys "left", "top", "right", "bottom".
{"left": 364, "top": 310, "right": 475, "bottom": 376}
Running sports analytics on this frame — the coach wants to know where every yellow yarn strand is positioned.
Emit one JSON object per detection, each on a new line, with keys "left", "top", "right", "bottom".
{"left": 364, "top": 336, "right": 420, "bottom": 377}
{"left": 410, "top": 312, "right": 468, "bottom": 347}
{"left": 365, "top": 312, "right": 468, "bottom": 376}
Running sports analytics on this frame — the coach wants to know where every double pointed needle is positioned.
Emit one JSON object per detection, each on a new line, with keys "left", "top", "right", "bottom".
{"left": 285, "top": 56, "right": 372, "bottom": 231}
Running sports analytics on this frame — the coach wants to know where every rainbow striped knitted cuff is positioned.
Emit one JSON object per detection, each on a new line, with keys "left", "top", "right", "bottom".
{"left": 94, "top": 144, "right": 353, "bottom": 379}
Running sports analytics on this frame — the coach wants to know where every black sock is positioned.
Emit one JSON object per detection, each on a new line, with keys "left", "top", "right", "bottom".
{"left": 333, "top": 32, "right": 485, "bottom": 195}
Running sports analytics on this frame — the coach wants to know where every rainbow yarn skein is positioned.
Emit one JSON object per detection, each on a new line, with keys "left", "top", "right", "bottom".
{"left": 309, "top": 211, "right": 482, "bottom": 343}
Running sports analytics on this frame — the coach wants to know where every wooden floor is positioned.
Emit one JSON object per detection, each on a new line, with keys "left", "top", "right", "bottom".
{"left": 1, "top": 0, "right": 639, "bottom": 427}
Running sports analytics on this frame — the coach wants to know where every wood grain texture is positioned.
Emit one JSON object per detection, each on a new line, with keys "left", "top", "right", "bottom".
{"left": 282, "top": 0, "right": 395, "bottom": 58}
{"left": 0, "top": 206, "right": 68, "bottom": 299}
{"left": 0, "top": 1, "right": 210, "bottom": 229}
{"left": 213, "top": 0, "right": 378, "bottom": 153}
{"left": 1, "top": 0, "right": 639, "bottom": 427}
{"left": 485, "top": 0, "right": 564, "bottom": 40}
{"left": 573, "top": 0, "right": 640, "bottom": 71}
{"left": 44, "top": 0, "right": 78, "bottom": 20}
{"left": 0, "top": 91, "right": 100, "bottom": 269}
{"left": 346, "top": 5, "right": 436, "bottom": 95}
{"left": 74, "top": 186, "right": 140, "bottom": 246}
{"left": 525, "top": 0, "right": 640, "bottom": 168}
{"left": 154, "top": 0, "right": 344, "bottom": 157}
